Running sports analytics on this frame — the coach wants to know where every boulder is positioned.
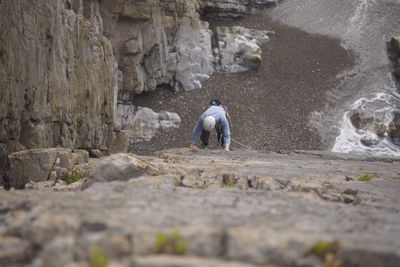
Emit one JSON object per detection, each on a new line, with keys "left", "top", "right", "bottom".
{"left": 215, "top": 26, "right": 273, "bottom": 72}
{"left": 360, "top": 137, "right": 380, "bottom": 147}
{"left": 349, "top": 112, "right": 374, "bottom": 129}
{"left": 375, "top": 124, "right": 387, "bottom": 137}
{"left": 83, "top": 153, "right": 158, "bottom": 189}
{"left": 88, "top": 149, "right": 104, "bottom": 158}
{"left": 117, "top": 106, "right": 181, "bottom": 143}
{"left": 6, "top": 148, "right": 89, "bottom": 189}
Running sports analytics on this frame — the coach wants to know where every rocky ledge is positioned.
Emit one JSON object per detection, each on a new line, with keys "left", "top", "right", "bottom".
{"left": 1, "top": 148, "right": 400, "bottom": 266}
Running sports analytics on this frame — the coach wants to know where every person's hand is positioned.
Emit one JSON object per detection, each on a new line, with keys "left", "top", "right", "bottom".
{"left": 190, "top": 144, "right": 198, "bottom": 150}
{"left": 224, "top": 146, "right": 230, "bottom": 151}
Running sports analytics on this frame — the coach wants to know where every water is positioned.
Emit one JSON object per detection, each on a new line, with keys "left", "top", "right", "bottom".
{"left": 272, "top": 0, "right": 400, "bottom": 157}
{"left": 333, "top": 86, "right": 400, "bottom": 157}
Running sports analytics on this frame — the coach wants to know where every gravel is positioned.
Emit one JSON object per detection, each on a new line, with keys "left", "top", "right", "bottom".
{"left": 131, "top": 9, "right": 355, "bottom": 155}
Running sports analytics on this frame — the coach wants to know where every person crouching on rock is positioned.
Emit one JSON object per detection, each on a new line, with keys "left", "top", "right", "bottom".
{"left": 190, "top": 99, "right": 231, "bottom": 151}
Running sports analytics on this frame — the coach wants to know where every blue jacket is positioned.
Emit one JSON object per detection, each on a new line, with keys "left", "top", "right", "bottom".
{"left": 190, "top": 106, "right": 231, "bottom": 146}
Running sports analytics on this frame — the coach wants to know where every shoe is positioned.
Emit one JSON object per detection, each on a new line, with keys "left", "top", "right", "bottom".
{"left": 198, "top": 144, "right": 206, "bottom": 149}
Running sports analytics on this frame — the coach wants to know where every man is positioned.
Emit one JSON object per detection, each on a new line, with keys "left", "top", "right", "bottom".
{"left": 190, "top": 100, "right": 231, "bottom": 151}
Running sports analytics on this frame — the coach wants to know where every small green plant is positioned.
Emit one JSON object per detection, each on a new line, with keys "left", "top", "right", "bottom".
{"left": 226, "top": 181, "right": 235, "bottom": 188}
{"left": 175, "top": 239, "right": 190, "bottom": 254}
{"left": 90, "top": 247, "right": 108, "bottom": 267}
{"left": 306, "top": 241, "right": 341, "bottom": 267}
{"left": 306, "top": 241, "right": 337, "bottom": 258}
{"left": 64, "top": 171, "right": 85, "bottom": 184}
{"left": 155, "top": 233, "right": 168, "bottom": 248}
{"left": 155, "top": 229, "right": 189, "bottom": 255}
{"left": 358, "top": 173, "right": 373, "bottom": 181}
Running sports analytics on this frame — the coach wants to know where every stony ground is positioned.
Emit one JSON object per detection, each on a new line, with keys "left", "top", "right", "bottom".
{"left": 131, "top": 9, "right": 355, "bottom": 155}
{"left": 1, "top": 148, "right": 400, "bottom": 266}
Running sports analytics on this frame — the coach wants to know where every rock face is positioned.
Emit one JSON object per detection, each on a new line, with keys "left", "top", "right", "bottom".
{"left": 1, "top": 148, "right": 399, "bottom": 266}
{"left": 99, "top": 0, "right": 274, "bottom": 95}
{"left": 0, "top": 0, "right": 118, "bottom": 182}
{"left": 0, "top": 0, "right": 275, "bottom": 183}
{"left": 100, "top": 0, "right": 214, "bottom": 94}
{"left": 6, "top": 148, "right": 88, "bottom": 189}
{"left": 0, "top": 0, "right": 117, "bottom": 151}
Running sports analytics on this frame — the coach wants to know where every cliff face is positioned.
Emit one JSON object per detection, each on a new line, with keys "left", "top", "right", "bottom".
{"left": 100, "top": 0, "right": 214, "bottom": 95}
{"left": 0, "top": 0, "right": 274, "bottom": 181}
{"left": 0, "top": 0, "right": 120, "bottom": 179}
{"left": 0, "top": 0, "right": 118, "bottom": 148}
{"left": 99, "top": 0, "right": 274, "bottom": 96}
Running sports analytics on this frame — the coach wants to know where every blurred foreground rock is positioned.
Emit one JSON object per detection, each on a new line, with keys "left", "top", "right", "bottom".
{"left": 1, "top": 148, "right": 399, "bottom": 266}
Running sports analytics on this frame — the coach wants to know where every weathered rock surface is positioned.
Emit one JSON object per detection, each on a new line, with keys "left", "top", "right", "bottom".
{"left": 0, "top": 0, "right": 119, "bottom": 183}
{"left": 1, "top": 149, "right": 399, "bottom": 266}
{"left": 0, "top": 0, "right": 117, "bottom": 151}
{"left": 82, "top": 153, "right": 158, "bottom": 189}
{"left": 6, "top": 148, "right": 88, "bottom": 189}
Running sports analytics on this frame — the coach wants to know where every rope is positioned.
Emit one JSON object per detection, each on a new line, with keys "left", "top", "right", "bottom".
{"left": 231, "top": 138, "right": 256, "bottom": 151}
